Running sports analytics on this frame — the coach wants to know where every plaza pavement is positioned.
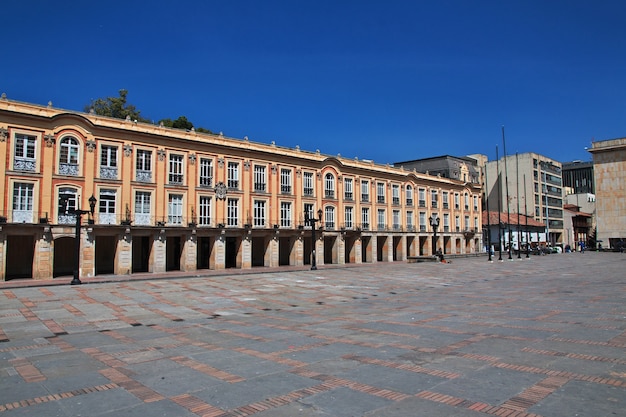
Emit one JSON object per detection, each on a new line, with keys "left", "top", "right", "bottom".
{"left": 0, "top": 252, "right": 625, "bottom": 417}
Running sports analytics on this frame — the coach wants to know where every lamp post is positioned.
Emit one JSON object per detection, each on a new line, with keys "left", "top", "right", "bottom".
{"left": 304, "top": 208, "right": 323, "bottom": 270}
{"left": 429, "top": 213, "right": 440, "bottom": 255}
{"left": 65, "top": 195, "right": 97, "bottom": 285}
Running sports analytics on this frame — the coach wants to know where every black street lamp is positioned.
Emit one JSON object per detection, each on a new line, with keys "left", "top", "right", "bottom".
{"left": 64, "top": 195, "right": 97, "bottom": 285}
{"left": 429, "top": 213, "right": 440, "bottom": 255}
{"left": 304, "top": 208, "right": 323, "bottom": 270}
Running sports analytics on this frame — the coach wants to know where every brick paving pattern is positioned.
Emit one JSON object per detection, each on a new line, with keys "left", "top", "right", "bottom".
{"left": 0, "top": 252, "right": 624, "bottom": 416}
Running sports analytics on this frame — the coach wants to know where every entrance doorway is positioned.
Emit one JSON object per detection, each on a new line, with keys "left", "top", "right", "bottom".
{"left": 197, "top": 237, "right": 212, "bottom": 269}
{"left": 53, "top": 237, "right": 75, "bottom": 277}
{"left": 279, "top": 237, "right": 292, "bottom": 266}
{"left": 132, "top": 236, "right": 151, "bottom": 273}
{"left": 95, "top": 236, "right": 117, "bottom": 275}
{"left": 225, "top": 237, "right": 238, "bottom": 268}
{"left": 6, "top": 235, "right": 34, "bottom": 279}
{"left": 166, "top": 236, "right": 182, "bottom": 271}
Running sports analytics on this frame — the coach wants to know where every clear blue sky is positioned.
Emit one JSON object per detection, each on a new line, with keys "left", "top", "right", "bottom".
{"left": 2, "top": 0, "right": 625, "bottom": 164}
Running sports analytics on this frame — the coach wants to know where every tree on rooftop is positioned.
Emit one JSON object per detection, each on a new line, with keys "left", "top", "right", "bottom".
{"left": 85, "top": 89, "right": 150, "bottom": 122}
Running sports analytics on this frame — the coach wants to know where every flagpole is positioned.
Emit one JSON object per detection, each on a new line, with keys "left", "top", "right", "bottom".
{"left": 516, "top": 152, "right": 521, "bottom": 259}
{"left": 502, "top": 126, "right": 512, "bottom": 260}
{"left": 524, "top": 174, "right": 530, "bottom": 258}
{"left": 485, "top": 163, "right": 492, "bottom": 262}
{"left": 496, "top": 145, "right": 503, "bottom": 261}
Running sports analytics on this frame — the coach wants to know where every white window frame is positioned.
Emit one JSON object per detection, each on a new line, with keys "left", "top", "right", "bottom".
{"left": 169, "top": 154, "right": 184, "bottom": 185}
{"left": 98, "top": 189, "right": 117, "bottom": 225}
{"left": 60, "top": 136, "right": 79, "bottom": 164}
{"left": 14, "top": 133, "right": 37, "bottom": 172}
{"left": 303, "top": 172, "right": 314, "bottom": 196}
{"left": 227, "top": 198, "right": 239, "bottom": 226}
{"left": 431, "top": 189, "right": 438, "bottom": 208}
{"left": 377, "top": 209, "right": 386, "bottom": 230}
{"left": 12, "top": 182, "right": 34, "bottom": 223}
{"left": 199, "top": 196, "right": 212, "bottom": 226}
{"left": 135, "top": 191, "right": 151, "bottom": 225}
{"left": 280, "top": 169, "right": 292, "bottom": 194}
{"left": 168, "top": 194, "right": 184, "bottom": 225}
{"left": 199, "top": 158, "right": 213, "bottom": 188}
{"left": 227, "top": 162, "right": 239, "bottom": 189}
{"left": 58, "top": 187, "right": 78, "bottom": 224}
{"left": 392, "top": 184, "right": 400, "bottom": 205}
{"left": 392, "top": 209, "right": 400, "bottom": 230}
{"left": 136, "top": 149, "right": 152, "bottom": 182}
{"left": 280, "top": 201, "right": 292, "bottom": 227}
{"left": 361, "top": 207, "right": 370, "bottom": 230}
{"left": 418, "top": 188, "right": 426, "bottom": 207}
{"left": 253, "top": 200, "right": 266, "bottom": 227}
{"left": 344, "top": 206, "right": 353, "bottom": 229}
{"left": 344, "top": 178, "right": 353, "bottom": 200}
{"left": 361, "top": 180, "right": 370, "bottom": 202}
{"left": 406, "top": 185, "right": 413, "bottom": 205}
{"left": 324, "top": 206, "right": 335, "bottom": 229}
{"left": 377, "top": 182, "right": 385, "bottom": 203}
{"left": 254, "top": 165, "right": 267, "bottom": 192}
{"left": 325, "top": 173, "right": 335, "bottom": 198}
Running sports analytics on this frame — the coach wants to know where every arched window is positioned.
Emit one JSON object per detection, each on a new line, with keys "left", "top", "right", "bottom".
{"left": 59, "top": 136, "right": 80, "bottom": 175}
{"left": 325, "top": 173, "right": 335, "bottom": 198}
{"left": 58, "top": 187, "right": 78, "bottom": 224}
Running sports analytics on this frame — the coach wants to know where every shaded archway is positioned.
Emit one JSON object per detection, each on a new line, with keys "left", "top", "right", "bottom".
{"left": 53, "top": 236, "right": 75, "bottom": 277}
{"left": 6, "top": 235, "right": 35, "bottom": 279}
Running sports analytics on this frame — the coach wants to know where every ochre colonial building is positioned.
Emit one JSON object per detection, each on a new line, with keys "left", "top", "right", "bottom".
{"left": 0, "top": 97, "right": 483, "bottom": 281}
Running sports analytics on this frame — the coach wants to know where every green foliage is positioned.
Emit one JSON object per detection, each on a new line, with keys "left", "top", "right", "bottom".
{"left": 85, "top": 89, "right": 150, "bottom": 123}
{"left": 85, "top": 90, "right": 214, "bottom": 134}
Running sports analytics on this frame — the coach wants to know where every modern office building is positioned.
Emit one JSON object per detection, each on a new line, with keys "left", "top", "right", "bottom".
{"left": 485, "top": 153, "right": 564, "bottom": 247}
{"left": 0, "top": 97, "right": 483, "bottom": 281}
{"left": 588, "top": 137, "right": 626, "bottom": 249}
{"left": 562, "top": 160, "right": 594, "bottom": 194}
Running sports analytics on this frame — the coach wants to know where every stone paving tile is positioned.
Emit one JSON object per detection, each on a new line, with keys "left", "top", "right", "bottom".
{"left": 0, "top": 253, "right": 625, "bottom": 416}
{"left": 528, "top": 379, "right": 626, "bottom": 417}
{"left": 299, "top": 386, "right": 395, "bottom": 417}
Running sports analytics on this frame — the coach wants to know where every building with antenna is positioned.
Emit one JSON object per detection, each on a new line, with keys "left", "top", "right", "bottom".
{"left": 484, "top": 153, "right": 564, "bottom": 248}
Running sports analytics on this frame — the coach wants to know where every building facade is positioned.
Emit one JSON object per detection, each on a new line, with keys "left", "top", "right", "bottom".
{"left": 0, "top": 98, "right": 483, "bottom": 281}
{"left": 394, "top": 155, "right": 481, "bottom": 184}
{"left": 562, "top": 160, "right": 594, "bottom": 194}
{"left": 588, "top": 137, "right": 626, "bottom": 249}
{"left": 485, "top": 153, "right": 564, "bottom": 247}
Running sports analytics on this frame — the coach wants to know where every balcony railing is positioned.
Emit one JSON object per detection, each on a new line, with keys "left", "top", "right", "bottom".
{"left": 304, "top": 188, "right": 314, "bottom": 196}
{"left": 200, "top": 177, "right": 213, "bottom": 188}
{"left": 12, "top": 210, "right": 34, "bottom": 223}
{"left": 361, "top": 194, "right": 369, "bottom": 202}
{"left": 59, "top": 163, "right": 79, "bottom": 176}
{"left": 136, "top": 170, "right": 152, "bottom": 182}
{"left": 169, "top": 174, "right": 184, "bottom": 185}
{"left": 14, "top": 158, "right": 36, "bottom": 172}
{"left": 255, "top": 183, "right": 266, "bottom": 192}
{"left": 100, "top": 166, "right": 118, "bottom": 180}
